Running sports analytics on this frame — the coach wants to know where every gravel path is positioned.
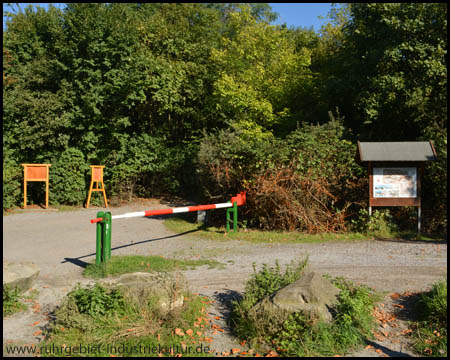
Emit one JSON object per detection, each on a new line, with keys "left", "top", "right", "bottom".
{"left": 3, "top": 202, "right": 447, "bottom": 357}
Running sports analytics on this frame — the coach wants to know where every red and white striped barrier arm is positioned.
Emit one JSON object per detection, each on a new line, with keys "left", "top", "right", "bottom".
{"left": 90, "top": 192, "right": 246, "bottom": 224}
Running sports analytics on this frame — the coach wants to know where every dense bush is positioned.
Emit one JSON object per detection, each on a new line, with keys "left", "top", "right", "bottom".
{"left": 49, "top": 147, "right": 90, "bottom": 205}
{"left": 197, "top": 120, "right": 366, "bottom": 232}
{"left": 3, "top": 149, "right": 22, "bottom": 211}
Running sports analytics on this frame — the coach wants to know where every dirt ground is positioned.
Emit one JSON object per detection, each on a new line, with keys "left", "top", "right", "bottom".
{"left": 3, "top": 201, "right": 447, "bottom": 357}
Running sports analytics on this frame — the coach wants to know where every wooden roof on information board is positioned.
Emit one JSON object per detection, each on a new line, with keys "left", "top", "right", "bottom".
{"left": 357, "top": 141, "right": 437, "bottom": 162}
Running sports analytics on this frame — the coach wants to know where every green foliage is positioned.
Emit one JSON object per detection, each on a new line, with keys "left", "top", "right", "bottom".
{"left": 230, "top": 258, "right": 309, "bottom": 342}
{"left": 231, "top": 266, "right": 377, "bottom": 357}
{"left": 197, "top": 119, "right": 364, "bottom": 232}
{"left": 245, "top": 259, "right": 308, "bottom": 307}
{"left": 2, "top": 149, "right": 22, "bottom": 211}
{"left": 105, "top": 133, "right": 169, "bottom": 200}
{"left": 350, "top": 208, "right": 398, "bottom": 238}
{"left": 45, "top": 281, "right": 210, "bottom": 357}
{"left": 412, "top": 279, "right": 447, "bottom": 357}
{"left": 67, "top": 283, "right": 126, "bottom": 318}
{"left": 82, "top": 255, "right": 222, "bottom": 279}
{"left": 2, "top": 3, "right": 446, "bottom": 234}
{"left": 3, "top": 284, "right": 27, "bottom": 317}
{"left": 49, "top": 148, "right": 90, "bottom": 205}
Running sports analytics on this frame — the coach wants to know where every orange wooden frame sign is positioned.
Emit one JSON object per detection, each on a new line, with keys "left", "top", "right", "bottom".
{"left": 86, "top": 165, "right": 108, "bottom": 208}
{"left": 21, "top": 164, "right": 51, "bottom": 209}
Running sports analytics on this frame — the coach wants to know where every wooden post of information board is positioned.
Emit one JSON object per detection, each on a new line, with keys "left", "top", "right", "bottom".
{"left": 86, "top": 165, "right": 108, "bottom": 208}
{"left": 21, "top": 164, "right": 51, "bottom": 209}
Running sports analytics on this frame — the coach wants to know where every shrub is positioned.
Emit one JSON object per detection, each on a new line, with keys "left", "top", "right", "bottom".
{"left": 197, "top": 121, "right": 365, "bottom": 232}
{"left": 49, "top": 147, "right": 90, "bottom": 206}
{"left": 350, "top": 208, "right": 398, "bottom": 237}
{"left": 105, "top": 133, "right": 171, "bottom": 201}
{"left": 3, "top": 149, "right": 22, "bottom": 211}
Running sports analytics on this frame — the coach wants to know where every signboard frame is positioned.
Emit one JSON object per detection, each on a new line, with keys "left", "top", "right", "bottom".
{"left": 21, "top": 163, "right": 51, "bottom": 209}
{"left": 368, "top": 161, "right": 423, "bottom": 207}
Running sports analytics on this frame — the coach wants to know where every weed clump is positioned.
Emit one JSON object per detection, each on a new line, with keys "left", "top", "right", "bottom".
{"left": 44, "top": 282, "right": 210, "bottom": 357}
{"left": 3, "top": 284, "right": 27, "bottom": 317}
{"left": 411, "top": 279, "right": 447, "bottom": 357}
{"left": 230, "top": 259, "right": 378, "bottom": 356}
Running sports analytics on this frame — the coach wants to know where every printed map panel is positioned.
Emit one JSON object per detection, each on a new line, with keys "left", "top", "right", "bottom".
{"left": 373, "top": 167, "right": 417, "bottom": 198}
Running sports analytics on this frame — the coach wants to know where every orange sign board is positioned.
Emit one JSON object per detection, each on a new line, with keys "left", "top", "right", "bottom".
{"left": 86, "top": 165, "right": 108, "bottom": 208}
{"left": 21, "top": 164, "right": 51, "bottom": 208}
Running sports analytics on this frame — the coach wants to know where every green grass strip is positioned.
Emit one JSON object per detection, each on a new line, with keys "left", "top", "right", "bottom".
{"left": 83, "top": 255, "right": 222, "bottom": 279}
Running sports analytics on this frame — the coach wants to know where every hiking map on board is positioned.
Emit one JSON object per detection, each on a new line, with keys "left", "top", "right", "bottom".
{"left": 373, "top": 167, "right": 417, "bottom": 198}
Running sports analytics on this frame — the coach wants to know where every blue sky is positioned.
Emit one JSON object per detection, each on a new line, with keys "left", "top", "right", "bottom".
{"left": 3, "top": 3, "right": 336, "bottom": 31}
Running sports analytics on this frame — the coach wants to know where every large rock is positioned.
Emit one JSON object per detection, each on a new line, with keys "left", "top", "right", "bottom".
{"left": 3, "top": 261, "right": 40, "bottom": 293}
{"left": 99, "top": 272, "right": 186, "bottom": 315}
{"left": 255, "top": 271, "right": 341, "bottom": 322}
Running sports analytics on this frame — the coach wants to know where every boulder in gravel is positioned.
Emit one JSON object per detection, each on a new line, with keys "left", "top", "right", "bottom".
{"left": 99, "top": 272, "right": 186, "bottom": 315}
{"left": 3, "top": 261, "right": 40, "bottom": 293}
{"left": 255, "top": 271, "right": 341, "bottom": 322}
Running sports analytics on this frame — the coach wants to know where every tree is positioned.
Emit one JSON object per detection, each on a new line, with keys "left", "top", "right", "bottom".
{"left": 210, "top": 5, "right": 312, "bottom": 138}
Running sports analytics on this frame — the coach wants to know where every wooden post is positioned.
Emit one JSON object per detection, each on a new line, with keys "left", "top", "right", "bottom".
{"left": 21, "top": 164, "right": 51, "bottom": 209}
{"left": 86, "top": 165, "right": 108, "bottom": 208}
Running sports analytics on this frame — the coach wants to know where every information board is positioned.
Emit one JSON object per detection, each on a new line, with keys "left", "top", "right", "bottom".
{"left": 373, "top": 167, "right": 417, "bottom": 198}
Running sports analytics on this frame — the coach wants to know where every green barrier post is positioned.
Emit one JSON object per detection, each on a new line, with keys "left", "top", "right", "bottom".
{"left": 96, "top": 211, "right": 105, "bottom": 265}
{"left": 226, "top": 201, "right": 238, "bottom": 233}
{"left": 103, "top": 212, "right": 112, "bottom": 262}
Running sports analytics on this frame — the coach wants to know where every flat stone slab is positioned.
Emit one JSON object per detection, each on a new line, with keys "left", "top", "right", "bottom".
{"left": 3, "top": 261, "right": 40, "bottom": 293}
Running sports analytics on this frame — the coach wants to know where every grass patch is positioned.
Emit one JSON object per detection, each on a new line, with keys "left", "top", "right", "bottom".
{"left": 165, "top": 213, "right": 369, "bottom": 244}
{"left": 230, "top": 258, "right": 379, "bottom": 357}
{"left": 83, "top": 255, "right": 223, "bottom": 279}
{"left": 41, "top": 283, "right": 213, "bottom": 357}
{"left": 165, "top": 212, "right": 446, "bottom": 243}
{"left": 410, "top": 279, "right": 447, "bottom": 357}
{"left": 3, "top": 285, "right": 28, "bottom": 317}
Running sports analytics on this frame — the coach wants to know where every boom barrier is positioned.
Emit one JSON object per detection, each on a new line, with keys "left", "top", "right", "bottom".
{"left": 92, "top": 192, "right": 246, "bottom": 264}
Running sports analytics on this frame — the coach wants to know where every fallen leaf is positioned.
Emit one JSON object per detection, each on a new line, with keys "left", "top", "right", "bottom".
{"left": 402, "top": 329, "right": 413, "bottom": 335}
{"left": 365, "top": 345, "right": 374, "bottom": 350}
{"left": 32, "top": 321, "right": 40, "bottom": 326}
{"left": 393, "top": 304, "right": 404, "bottom": 309}
{"left": 196, "top": 331, "right": 202, "bottom": 336}
{"left": 33, "top": 330, "right": 42, "bottom": 336}
{"left": 375, "top": 349, "right": 383, "bottom": 354}
{"left": 240, "top": 340, "right": 247, "bottom": 346}
{"left": 214, "top": 316, "right": 221, "bottom": 320}
{"left": 390, "top": 293, "right": 401, "bottom": 299}
{"left": 231, "top": 348, "right": 240, "bottom": 354}
{"left": 185, "top": 329, "right": 193, "bottom": 336}
{"left": 175, "top": 328, "right": 184, "bottom": 336}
